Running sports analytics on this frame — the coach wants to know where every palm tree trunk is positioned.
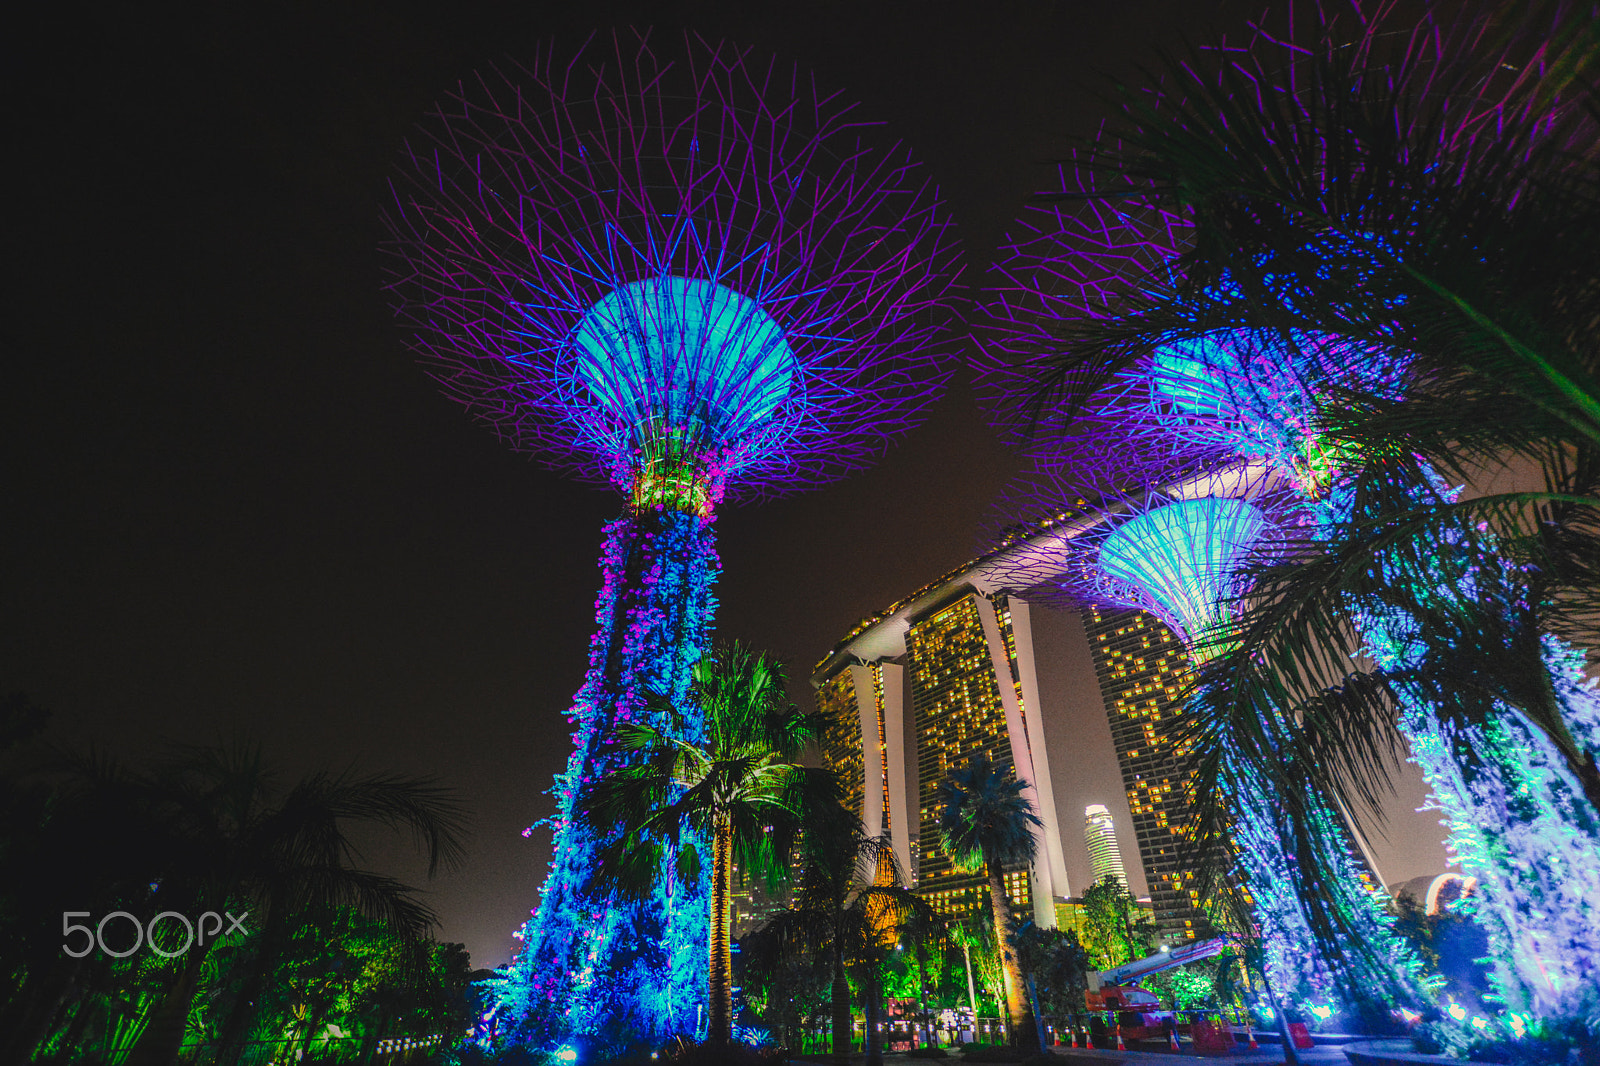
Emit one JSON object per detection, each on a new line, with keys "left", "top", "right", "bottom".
{"left": 1568, "top": 749, "right": 1600, "bottom": 814}
{"left": 708, "top": 813, "right": 735, "bottom": 1044}
{"left": 300, "top": 1002, "right": 332, "bottom": 1056}
{"left": 215, "top": 903, "right": 289, "bottom": 1065}
{"left": 863, "top": 967, "right": 883, "bottom": 1066}
{"left": 960, "top": 938, "right": 977, "bottom": 1026}
{"left": 125, "top": 938, "right": 212, "bottom": 1066}
{"left": 984, "top": 865, "right": 1038, "bottom": 1051}
{"left": 915, "top": 946, "right": 929, "bottom": 1048}
{"left": 831, "top": 944, "right": 852, "bottom": 1056}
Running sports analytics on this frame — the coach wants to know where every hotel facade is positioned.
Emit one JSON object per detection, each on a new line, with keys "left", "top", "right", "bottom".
{"left": 811, "top": 527, "right": 1216, "bottom": 945}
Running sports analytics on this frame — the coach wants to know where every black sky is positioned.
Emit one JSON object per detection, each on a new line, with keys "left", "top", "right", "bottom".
{"left": 8, "top": 0, "right": 1448, "bottom": 968}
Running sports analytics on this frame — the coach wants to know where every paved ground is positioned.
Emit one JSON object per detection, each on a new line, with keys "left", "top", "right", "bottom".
{"left": 792, "top": 1046, "right": 1351, "bottom": 1066}
{"left": 1040, "top": 1047, "right": 1348, "bottom": 1065}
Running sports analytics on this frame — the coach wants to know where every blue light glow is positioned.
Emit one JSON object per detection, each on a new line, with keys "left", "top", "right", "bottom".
{"left": 572, "top": 276, "right": 797, "bottom": 444}
{"left": 1097, "top": 496, "right": 1269, "bottom": 645}
{"left": 496, "top": 509, "right": 717, "bottom": 1046}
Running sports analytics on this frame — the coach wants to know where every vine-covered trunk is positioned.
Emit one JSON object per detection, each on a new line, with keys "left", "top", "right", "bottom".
{"left": 707, "top": 813, "right": 735, "bottom": 1044}
{"left": 505, "top": 509, "right": 719, "bottom": 1043}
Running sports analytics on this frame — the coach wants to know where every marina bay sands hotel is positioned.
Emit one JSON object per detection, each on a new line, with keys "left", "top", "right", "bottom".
{"left": 810, "top": 519, "right": 1210, "bottom": 944}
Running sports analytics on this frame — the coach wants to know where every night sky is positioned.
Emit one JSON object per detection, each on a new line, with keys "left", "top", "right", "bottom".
{"left": 7, "top": 0, "right": 1446, "bottom": 968}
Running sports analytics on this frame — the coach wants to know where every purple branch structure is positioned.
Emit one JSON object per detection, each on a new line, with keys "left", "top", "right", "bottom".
{"left": 382, "top": 29, "right": 962, "bottom": 1047}
{"left": 384, "top": 29, "right": 959, "bottom": 510}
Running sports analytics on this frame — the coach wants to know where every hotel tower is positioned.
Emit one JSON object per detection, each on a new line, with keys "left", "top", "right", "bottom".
{"left": 812, "top": 524, "right": 1215, "bottom": 943}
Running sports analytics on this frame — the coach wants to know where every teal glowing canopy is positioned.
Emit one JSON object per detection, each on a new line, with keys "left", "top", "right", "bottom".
{"left": 571, "top": 276, "right": 799, "bottom": 445}
{"left": 1097, "top": 496, "right": 1270, "bottom": 643}
{"left": 1149, "top": 333, "right": 1305, "bottom": 426}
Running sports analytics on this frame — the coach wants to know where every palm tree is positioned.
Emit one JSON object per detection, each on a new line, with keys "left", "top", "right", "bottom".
{"left": 749, "top": 813, "right": 929, "bottom": 1065}
{"left": 0, "top": 746, "right": 169, "bottom": 1064}
{"left": 582, "top": 642, "right": 836, "bottom": 1046}
{"left": 936, "top": 754, "right": 1043, "bottom": 1052}
{"left": 121, "top": 743, "right": 469, "bottom": 1066}
{"left": 0, "top": 741, "right": 466, "bottom": 1066}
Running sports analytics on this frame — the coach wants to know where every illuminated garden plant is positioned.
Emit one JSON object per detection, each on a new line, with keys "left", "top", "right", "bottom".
{"left": 978, "top": 0, "right": 1600, "bottom": 1027}
{"left": 383, "top": 29, "right": 962, "bottom": 1046}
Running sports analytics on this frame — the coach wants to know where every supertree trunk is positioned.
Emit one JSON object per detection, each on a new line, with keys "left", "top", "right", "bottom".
{"left": 504, "top": 508, "right": 718, "bottom": 1044}
{"left": 1360, "top": 616, "right": 1600, "bottom": 1014}
{"left": 1301, "top": 472, "right": 1600, "bottom": 1016}
{"left": 385, "top": 29, "right": 963, "bottom": 1050}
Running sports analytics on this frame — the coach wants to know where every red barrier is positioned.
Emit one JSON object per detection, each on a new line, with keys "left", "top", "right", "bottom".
{"left": 1189, "top": 1019, "right": 1237, "bottom": 1056}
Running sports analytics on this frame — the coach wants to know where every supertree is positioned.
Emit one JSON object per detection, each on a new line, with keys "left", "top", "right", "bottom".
{"left": 977, "top": 0, "right": 1600, "bottom": 1030}
{"left": 382, "top": 29, "right": 962, "bottom": 1046}
{"left": 987, "top": 458, "right": 1418, "bottom": 1023}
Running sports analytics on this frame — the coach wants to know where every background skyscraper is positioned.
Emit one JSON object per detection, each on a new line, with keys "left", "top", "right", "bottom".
{"left": 1084, "top": 803, "right": 1130, "bottom": 889}
{"left": 1081, "top": 606, "right": 1212, "bottom": 943}
{"left": 812, "top": 519, "right": 1213, "bottom": 938}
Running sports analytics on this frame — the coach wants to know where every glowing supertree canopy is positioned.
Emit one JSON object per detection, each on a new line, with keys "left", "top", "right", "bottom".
{"left": 1097, "top": 495, "right": 1269, "bottom": 651}
{"left": 986, "top": 460, "right": 1293, "bottom": 636}
{"left": 384, "top": 29, "right": 962, "bottom": 1048}
{"left": 385, "top": 28, "right": 959, "bottom": 516}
